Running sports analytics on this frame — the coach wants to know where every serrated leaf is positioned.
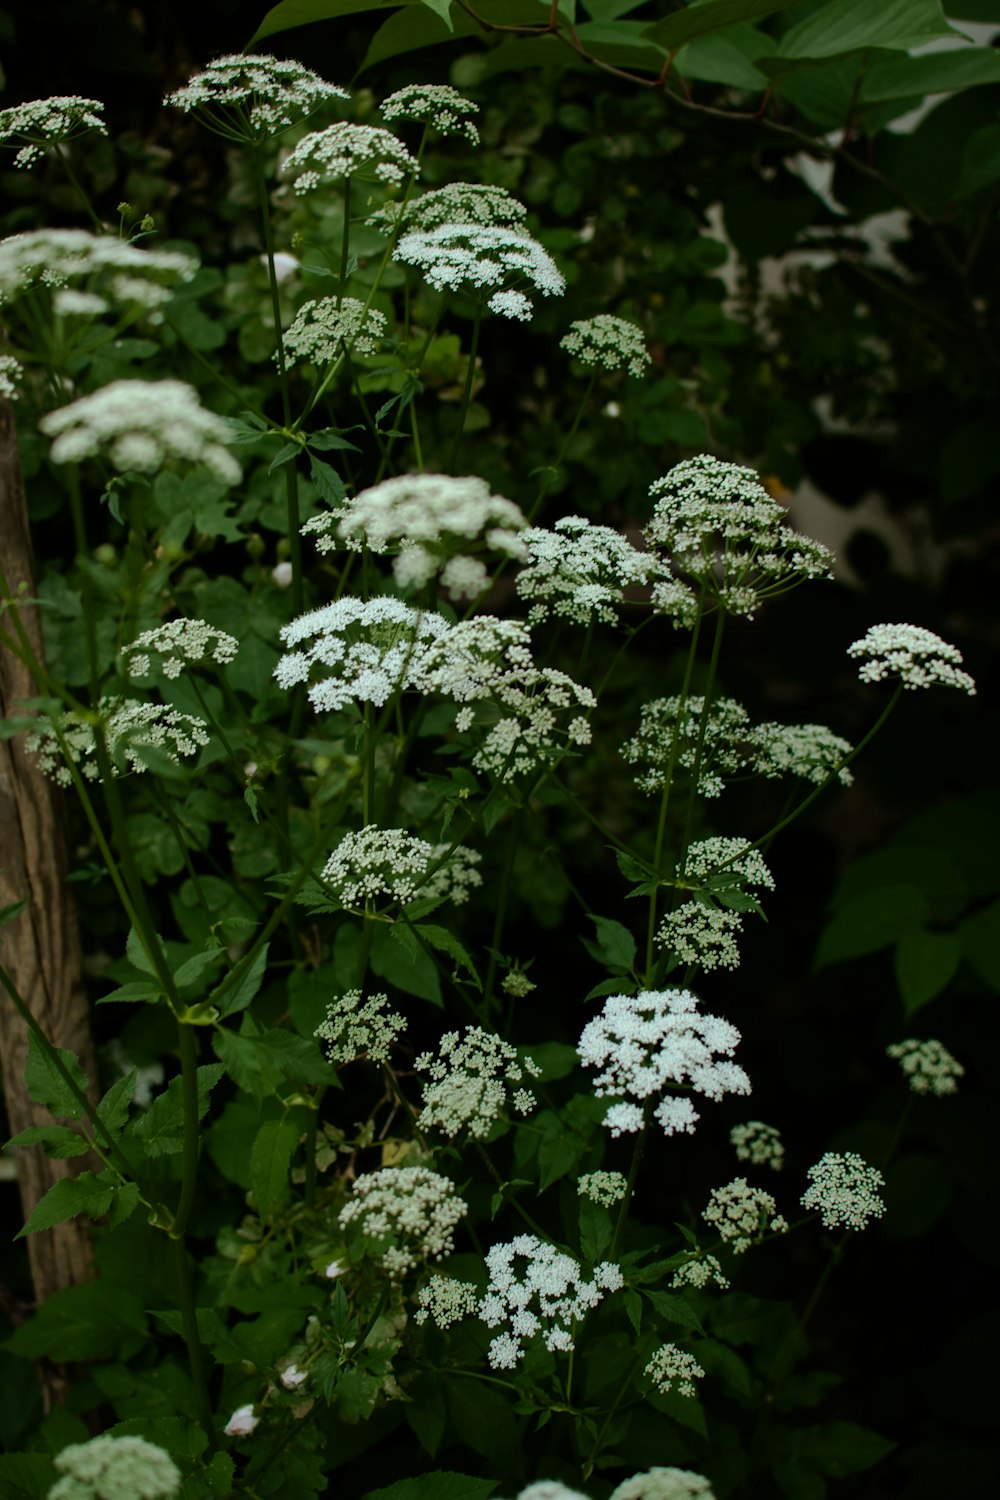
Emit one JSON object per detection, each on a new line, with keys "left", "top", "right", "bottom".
{"left": 173, "top": 945, "right": 225, "bottom": 990}
{"left": 590, "top": 914, "right": 637, "bottom": 970}
{"left": 16, "top": 1170, "right": 116, "bottom": 1237}
{"left": 267, "top": 440, "right": 302, "bottom": 473}
{"left": 96, "top": 1070, "right": 137, "bottom": 1135}
{"left": 309, "top": 454, "right": 348, "bottom": 505}
{"left": 24, "top": 1034, "right": 88, "bottom": 1120}
{"left": 624, "top": 1287, "right": 643, "bottom": 1334}
{"left": 126, "top": 925, "right": 159, "bottom": 976}
{"left": 130, "top": 1064, "right": 225, "bottom": 1155}
{"left": 614, "top": 846, "right": 657, "bottom": 884}
{"left": 6, "top": 1279, "right": 147, "bottom": 1362}
{"left": 410, "top": 922, "right": 482, "bottom": 989}
{"left": 5, "top": 1124, "right": 89, "bottom": 1158}
{"left": 643, "top": 1288, "right": 705, "bottom": 1334}
{"left": 214, "top": 942, "right": 269, "bottom": 1017}
{"left": 250, "top": 1117, "right": 300, "bottom": 1220}
{"left": 307, "top": 426, "right": 362, "bottom": 452}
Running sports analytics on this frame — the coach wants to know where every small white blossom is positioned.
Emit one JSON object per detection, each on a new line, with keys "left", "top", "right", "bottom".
{"left": 25, "top": 700, "right": 209, "bottom": 786}
{"left": 416, "top": 1027, "right": 539, "bottom": 1139}
{"left": 283, "top": 122, "right": 417, "bottom": 191}
{"left": 886, "top": 1037, "right": 964, "bottom": 1096}
{"left": 750, "top": 721, "right": 854, "bottom": 788}
{"left": 322, "top": 825, "right": 481, "bottom": 910}
{"left": 703, "top": 1178, "right": 788, "bottom": 1253}
{"left": 48, "top": 1434, "right": 181, "bottom": 1499}
{"left": 315, "top": 990, "right": 405, "bottom": 1064}
{"left": 609, "top": 1469, "right": 717, "bottom": 1500}
{"left": 847, "top": 623, "right": 976, "bottom": 696}
{"left": 801, "top": 1152, "right": 885, "bottom": 1231}
{"left": 324, "top": 1259, "right": 345, "bottom": 1279}
{"left": 381, "top": 84, "right": 479, "bottom": 144}
{"left": 413, "top": 1274, "right": 478, "bottom": 1328}
{"left": 282, "top": 296, "right": 387, "bottom": 366}
{"left": 280, "top": 1363, "right": 308, "bottom": 1390}
{"left": 516, "top": 516, "right": 657, "bottom": 626}
{"left": 0, "top": 353, "right": 23, "bottom": 401}
{"left": 623, "top": 695, "right": 752, "bottom": 798}
{"left": 578, "top": 989, "right": 750, "bottom": 1139}
{"left": 730, "top": 1121, "right": 785, "bottom": 1171}
{"left": 165, "top": 55, "right": 348, "bottom": 141}
{"left": 223, "top": 1404, "right": 259, "bottom": 1437}
{"left": 671, "top": 1253, "right": 729, "bottom": 1291}
{"left": 394, "top": 223, "right": 565, "bottom": 317}
{"left": 0, "top": 96, "right": 106, "bottom": 168}
{"left": 122, "top": 618, "right": 238, "bottom": 680}
{"left": 682, "top": 837, "right": 774, "bottom": 892}
{"left": 274, "top": 595, "right": 450, "bottom": 712}
{"left": 502, "top": 968, "right": 536, "bottom": 998}
{"left": 271, "top": 561, "right": 293, "bottom": 588}
{"left": 477, "top": 1234, "right": 622, "bottom": 1368}
{"left": 650, "top": 577, "right": 700, "bottom": 629}
{"left": 0, "top": 229, "right": 196, "bottom": 311}
{"left": 40, "top": 379, "right": 242, "bottom": 484}
{"left": 561, "top": 314, "right": 651, "bottom": 379}
{"left": 644, "top": 1342, "right": 705, "bottom": 1398}
{"left": 577, "top": 1170, "right": 629, "bottom": 1207}
{"left": 370, "top": 182, "right": 528, "bottom": 234}
{"left": 338, "top": 1165, "right": 467, "bottom": 1277}
{"left": 656, "top": 902, "right": 745, "bottom": 972}
{"left": 505, "top": 1487, "right": 590, "bottom": 1500}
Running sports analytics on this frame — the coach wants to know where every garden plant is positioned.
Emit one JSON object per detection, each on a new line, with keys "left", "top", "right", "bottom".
{"left": 0, "top": 3, "right": 993, "bottom": 1498}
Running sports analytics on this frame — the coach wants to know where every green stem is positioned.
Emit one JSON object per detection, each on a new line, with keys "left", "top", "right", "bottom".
{"left": 610, "top": 1101, "right": 653, "bottom": 1258}
{"left": 337, "top": 177, "right": 352, "bottom": 307}
{"left": 171, "top": 1235, "right": 217, "bottom": 1451}
{"left": 676, "top": 604, "right": 727, "bottom": 879}
{"left": 530, "top": 372, "right": 596, "bottom": 520}
{"left": 448, "top": 305, "right": 482, "bottom": 469}
{"left": 53, "top": 142, "right": 102, "bottom": 230}
{"left": 483, "top": 812, "right": 519, "bottom": 1013}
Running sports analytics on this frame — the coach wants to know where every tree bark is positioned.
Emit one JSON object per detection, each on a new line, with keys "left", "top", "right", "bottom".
{"left": 0, "top": 391, "right": 98, "bottom": 1307}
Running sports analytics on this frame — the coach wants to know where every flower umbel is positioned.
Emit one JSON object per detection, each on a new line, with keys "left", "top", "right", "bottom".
{"left": 282, "top": 296, "right": 387, "bottom": 366}
{"left": 0, "top": 229, "right": 196, "bottom": 313}
{"left": 283, "top": 122, "right": 418, "bottom": 191}
{"left": 609, "top": 1470, "right": 717, "bottom": 1500}
{"left": 165, "top": 54, "right": 348, "bottom": 142}
{"left": 477, "top": 1234, "right": 623, "bottom": 1368}
{"left": 393, "top": 222, "right": 565, "bottom": 319}
{"left": 413, "top": 1274, "right": 479, "bottom": 1329}
{"left": 321, "top": 825, "right": 481, "bottom": 911}
{"left": 886, "top": 1037, "right": 964, "bottom": 1096}
{"left": 577, "top": 1170, "right": 629, "bottom": 1207}
{"left": 337, "top": 1165, "right": 467, "bottom": 1277}
{"left": 560, "top": 314, "right": 651, "bottom": 378}
{"left": 847, "top": 623, "right": 976, "bottom": 695}
{"left": 644, "top": 1342, "right": 705, "bottom": 1398}
{"left": 516, "top": 516, "right": 657, "bottom": 626}
{"left": 801, "top": 1151, "right": 885, "bottom": 1231}
{"left": 274, "top": 596, "right": 449, "bottom": 713}
{"left": 122, "top": 618, "right": 239, "bottom": 680}
{"left": 25, "top": 700, "right": 210, "bottom": 786}
{"left": 415, "top": 1027, "right": 540, "bottom": 1139}
{"left": 0, "top": 96, "right": 107, "bottom": 168}
{"left": 315, "top": 990, "right": 406, "bottom": 1064}
{"left": 48, "top": 1434, "right": 181, "bottom": 1499}
{"left": 381, "top": 84, "right": 479, "bottom": 144}
{"left": 730, "top": 1120, "right": 785, "bottom": 1171}
{"left": 703, "top": 1178, "right": 788, "bottom": 1253}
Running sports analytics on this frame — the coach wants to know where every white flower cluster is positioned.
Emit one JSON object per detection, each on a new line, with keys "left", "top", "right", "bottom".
{"left": 577, "top": 988, "right": 750, "bottom": 1139}
{"left": 40, "top": 379, "right": 242, "bottom": 484}
{"left": 560, "top": 315, "right": 651, "bottom": 379}
{"left": 381, "top": 84, "right": 479, "bottom": 144}
{"left": 644, "top": 1342, "right": 705, "bottom": 1398}
{"left": 682, "top": 836, "right": 774, "bottom": 892}
{"left": 751, "top": 721, "right": 854, "bottom": 788}
{"left": 502, "top": 968, "right": 536, "bottom": 998}
{"left": 48, "top": 1434, "right": 181, "bottom": 1500}
{"left": 304, "top": 473, "right": 527, "bottom": 598}
{"left": 0, "top": 96, "right": 107, "bottom": 168}
{"left": 0, "top": 229, "right": 196, "bottom": 313}
{"left": 337, "top": 1165, "right": 467, "bottom": 1277}
{"left": 394, "top": 223, "right": 565, "bottom": 320}
{"left": 671, "top": 1253, "right": 729, "bottom": 1291}
{"left": 321, "top": 825, "right": 482, "bottom": 911}
{"left": 25, "top": 700, "right": 209, "bottom": 785}
{"left": 886, "top": 1037, "right": 964, "bottom": 1096}
{"left": 515, "top": 516, "right": 657, "bottom": 626}
{"left": 371, "top": 182, "right": 528, "bottom": 234}
{"left": 478, "top": 1234, "right": 623, "bottom": 1368}
{"left": 609, "top": 1470, "right": 717, "bottom": 1500}
{"left": 847, "top": 623, "right": 976, "bottom": 696}
{"left": 703, "top": 1178, "right": 788, "bottom": 1253}
{"left": 274, "top": 596, "right": 449, "bottom": 712}
{"left": 801, "top": 1152, "right": 885, "bottom": 1231}
{"left": 577, "top": 1170, "right": 629, "bottom": 1207}
{"left": 415, "top": 1027, "right": 540, "bottom": 1139}
{"left": 315, "top": 989, "right": 406, "bottom": 1064}
{"left": 730, "top": 1120, "right": 785, "bottom": 1171}
{"left": 123, "top": 618, "right": 239, "bottom": 680}
{"left": 645, "top": 455, "right": 833, "bottom": 615}
{"left": 282, "top": 295, "right": 387, "bottom": 365}
{"left": 0, "top": 353, "right": 22, "bottom": 400}
{"left": 413, "top": 1273, "right": 479, "bottom": 1329}
{"left": 283, "top": 122, "right": 418, "bottom": 191}
{"left": 623, "top": 696, "right": 751, "bottom": 799}
{"left": 165, "top": 54, "right": 348, "bottom": 140}
{"left": 657, "top": 902, "right": 745, "bottom": 971}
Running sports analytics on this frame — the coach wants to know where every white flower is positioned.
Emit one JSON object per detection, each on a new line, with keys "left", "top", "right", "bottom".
{"left": 324, "top": 1259, "right": 345, "bottom": 1279}
{"left": 370, "top": 182, "right": 528, "bottom": 234}
{"left": 25, "top": 700, "right": 209, "bottom": 786}
{"left": 682, "top": 836, "right": 774, "bottom": 892}
{"left": 223, "top": 1404, "right": 259, "bottom": 1437}
{"left": 381, "top": 84, "right": 479, "bottom": 144}
{"left": 304, "top": 473, "right": 527, "bottom": 598}
{"left": 338, "top": 1165, "right": 467, "bottom": 1276}
{"left": 750, "top": 721, "right": 854, "bottom": 788}
{"left": 623, "top": 695, "right": 752, "bottom": 798}
{"left": 577, "top": 1170, "right": 629, "bottom": 1207}
{"left": 656, "top": 901, "right": 745, "bottom": 972}
{"left": 516, "top": 516, "right": 657, "bottom": 626}
{"left": 703, "top": 1178, "right": 788, "bottom": 1253}
{"left": 477, "top": 1234, "right": 622, "bottom": 1368}
{"left": 40, "top": 380, "right": 241, "bottom": 484}
{"left": 122, "top": 618, "right": 238, "bottom": 680}
{"left": 671, "top": 1253, "right": 729, "bottom": 1291}
{"left": 508, "top": 1487, "right": 590, "bottom": 1500}
{"left": 415, "top": 1027, "right": 539, "bottom": 1140}
{"left": 644, "top": 1342, "right": 705, "bottom": 1398}
{"left": 0, "top": 228, "right": 196, "bottom": 311}
{"left": 413, "top": 1273, "right": 478, "bottom": 1328}
{"left": 315, "top": 989, "right": 405, "bottom": 1065}
{"left": 271, "top": 561, "right": 293, "bottom": 588}
{"left": 394, "top": 222, "right": 565, "bottom": 317}
{"left": 0, "top": 96, "right": 106, "bottom": 168}
{"left": 321, "top": 825, "right": 481, "bottom": 910}
{"left": 48, "top": 1434, "right": 181, "bottom": 1499}
{"left": 886, "top": 1037, "right": 964, "bottom": 1096}
{"left": 282, "top": 296, "right": 387, "bottom": 366}
{"left": 609, "top": 1469, "right": 717, "bottom": 1500}
{"left": 283, "top": 121, "right": 417, "bottom": 191}
{"left": 0, "top": 353, "right": 23, "bottom": 400}
{"left": 561, "top": 314, "right": 651, "bottom": 379}
{"left": 165, "top": 54, "right": 348, "bottom": 141}
{"left": 645, "top": 454, "right": 833, "bottom": 613}
{"left": 847, "top": 623, "right": 976, "bottom": 696}
{"left": 730, "top": 1121, "right": 785, "bottom": 1171}
{"left": 577, "top": 988, "right": 750, "bottom": 1139}
{"left": 801, "top": 1152, "right": 885, "bottom": 1231}
{"left": 274, "top": 595, "right": 450, "bottom": 713}
{"left": 280, "top": 1363, "right": 308, "bottom": 1390}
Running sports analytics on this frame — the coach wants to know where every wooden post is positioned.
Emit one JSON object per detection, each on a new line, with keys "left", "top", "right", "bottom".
{"left": 0, "top": 390, "right": 98, "bottom": 1308}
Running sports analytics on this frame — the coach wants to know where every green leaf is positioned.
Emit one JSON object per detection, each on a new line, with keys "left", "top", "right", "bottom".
{"left": 644, "top": 0, "right": 802, "bottom": 53}
{"left": 213, "top": 1023, "right": 284, "bottom": 1100}
{"left": 5, "top": 1124, "right": 89, "bottom": 1158}
{"left": 309, "top": 454, "right": 348, "bottom": 506}
{"left": 215, "top": 942, "right": 269, "bottom": 1017}
{"left": 861, "top": 44, "right": 1000, "bottom": 103}
{"left": 958, "top": 898, "right": 1000, "bottom": 989}
{"left": 126, "top": 925, "right": 159, "bottom": 976}
{"left": 624, "top": 1287, "right": 643, "bottom": 1333}
{"left": 4, "top": 1280, "right": 147, "bottom": 1362}
{"left": 364, "top": 1474, "right": 497, "bottom": 1500}
{"left": 763, "top": 0, "right": 961, "bottom": 75}
{"left": 307, "top": 426, "right": 362, "bottom": 452}
{"left": 571, "top": 21, "right": 667, "bottom": 74}
{"left": 643, "top": 1288, "right": 705, "bottom": 1335}
{"left": 0, "top": 1452, "right": 57, "bottom": 1498}
{"left": 417, "top": 0, "right": 455, "bottom": 27}
{"left": 130, "top": 1064, "right": 225, "bottom": 1156}
{"left": 410, "top": 922, "right": 482, "bottom": 989}
{"left": 814, "top": 885, "right": 930, "bottom": 967}
{"left": 614, "top": 847, "right": 659, "bottom": 885}
{"left": 590, "top": 914, "right": 637, "bottom": 971}
{"left": 249, "top": 0, "right": 401, "bottom": 48}
{"left": 24, "top": 1034, "right": 88, "bottom": 1120}
{"left": 894, "top": 928, "right": 961, "bottom": 1016}
{"left": 776, "top": 1421, "right": 896, "bottom": 1477}
{"left": 0, "top": 896, "right": 27, "bottom": 928}
{"left": 955, "top": 122, "right": 1000, "bottom": 199}
{"left": 579, "top": 1196, "right": 613, "bottom": 1261}
{"left": 173, "top": 945, "right": 225, "bottom": 991}
{"left": 267, "top": 440, "right": 302, "bottom": 474}
{"left": 538, "top": 1117, "right": 586, "bottom": 1191}
{"left": 97, "top": 1070, "right": 136, "bottom": 1136}
{"left": 250, "top": 1117, "right": 300, "bottom": 1220}
{"left": 371, "top": 922, "right": 442, "bottom": 1005}
{"left": 675, "top": 21, "right": 777, "bottom": 87}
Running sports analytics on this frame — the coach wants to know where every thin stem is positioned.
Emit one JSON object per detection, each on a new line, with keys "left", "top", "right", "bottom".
{"left": 610, "top": 1101, "right": 653, "bottom": 1258}
{"left": 530, "top": 372, "right": 596, "bottom": 520}
{"left": 448, "top": 305, "right": 482, "bottom": 469}
{"left": 483, "top": 811, "right": 519, "bottom": 1012}
{"left": 53, "top": 142, "right": 102, "bottom": 230}
{"left": 337, "top": 177, "right": 352, "bottom": 307}
{"left": 676, "top": 605, "right": 727, "bottom": 878}
{"left": 172, "top": 1236, "right": 217, "bottom": 1452}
